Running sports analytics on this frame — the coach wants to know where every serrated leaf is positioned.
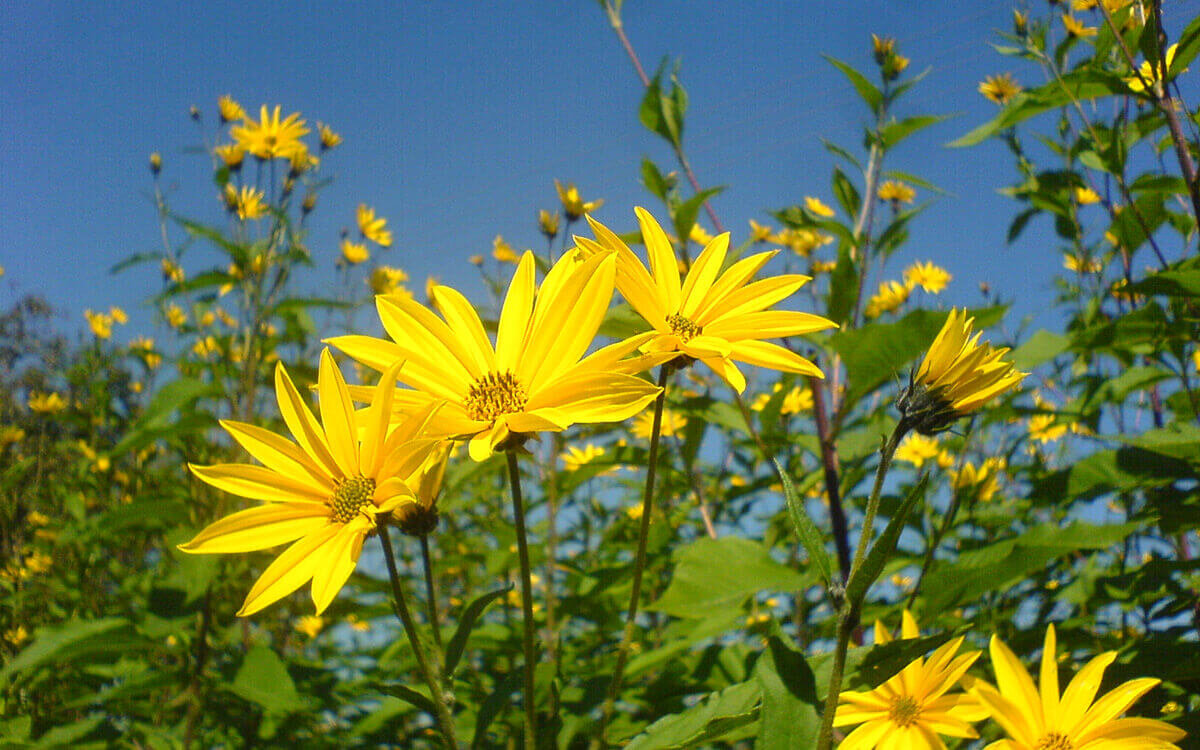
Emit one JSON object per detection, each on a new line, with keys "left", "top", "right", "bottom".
{"left": 774, "top": 459, "right": 834, "bottom": 589}
{"left": 845, "top": 474, "right": 929, "bottom": 606}
{"left": 624, "top": 681, "right": 760, "bottom": 750}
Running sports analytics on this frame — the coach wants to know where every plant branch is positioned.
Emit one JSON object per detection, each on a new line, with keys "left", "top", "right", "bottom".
{"left": 506, "top": 451, "right": 539, "bottom": 748}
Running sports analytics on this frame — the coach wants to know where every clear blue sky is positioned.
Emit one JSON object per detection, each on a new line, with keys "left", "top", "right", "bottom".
{"left": 2, "top": 1, "right": 1198, "bottom": 342}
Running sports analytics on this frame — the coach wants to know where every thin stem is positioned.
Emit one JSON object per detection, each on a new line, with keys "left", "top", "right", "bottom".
{"left": 595, "top": 366, "right": 670, "bottom": 746}
{"left": 378, "top": 524, "right": 460, "bottom": 749}
{"left": 808, "top": 374, "right": 853, "bottom": 581}
{"left": 419, "top": 534, "right": 443, "bottom": 649}
{"left": 848, "top": 425, "right": 906, "bottom": 581}
{"left": 815, "top": 614, "right": 857, "bottom": 750}
{"left": 506, "top": 451, "right": 539, "bottom": 749}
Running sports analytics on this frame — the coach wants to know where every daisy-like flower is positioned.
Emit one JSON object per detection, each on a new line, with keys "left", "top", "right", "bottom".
{"left": 879, "top": 180, "right": 917, "bottom": 204}
{"left": 561, "top": 444, "right": 605, "bottom": 471}
{"left": 231, "top": 105, "right": 309, "bottom": 161}
{"left": 538, "top": 209, "right": 560, "bottom": 240}
{"left": 214, "top": 144, "right": 245, "bottom": 170}
{"left": 904, "top": 261, "right": 952, "bottom": 294}
{"left": 749, "top": 219, "right": 774, "bottom": 243}
{"left": 894, "top": 433, "right": 941, "bottom": 468}
{"left": 1126, "top": 44, "right": 1184, "bottom": 94}
{"left": 835, "top": 628, "right": 985, "bottom": 749}
{"left": 864, "top": 279, "right": 912, "bottom": 319}
{"left": 368, "top": 266, "right": 408, "bottom": 295}
{"left": 1064, "top": 254, "right": 1103, "bottom": 273}
{"left": 357, "top": 204, "right": 392, "bottom": 247}
{"left": 232, "top": 185, "right": 268, "bottom": 221}
{"left": 805, "top": 196, "right": 836, "bottom": 217}
{"left": 1074, "top": 186, "right": 1101, "bottom": 205}
{"left": 341, "top": 240, "right": 370, "bottom": 266}
{"left": 317, "top": 122, "right": 342, "bottom": 150}
{"left": 218, "top": 95, "right": 246, "bottom": 123}
{"left": 179, "top": 351, "right": 444, "bottom": 616}
{"left": 1062, "top": 14, "right": 1098, "bottom": 37}
{"left": 328, "top": 250, "right": 663, "bottom": 461}
{"left": 632, "top": 407, "right": 687, "bottom": 440}
{"left": 493, "top": 235, "right": 519, "bottom": 263}
{"left": 979, "top": 73, "right": 1024, "bottom": 105}
{"left": 972, "top": 625, "right": 1186, "bottom": 749}
{"left": 555, "top": 179, "right": 604, "bottom": 220}
{"left": 579, "top": 208, "right": 836, "bottom": 393}
{"left": 898, "top": 309, "right": 1025, "bottom": 435}
{"left": 27, "top": 392, "right": 67, "bottom": 414}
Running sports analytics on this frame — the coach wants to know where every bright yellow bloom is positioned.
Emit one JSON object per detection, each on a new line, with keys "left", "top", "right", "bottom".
{"left": 1126, "top": 44, "right": 1183, "bottom": 94}
{"left": 836, "top": 631, "right": 985, "bottom": 749}
{"left": 1192, "top": 349, "right": 1200, "bottom": 374}
{"left": 218, "top": 95, "right": 246, "bottom": 123}
{"left": 356, "top": 204, "right": 392, "bottom": 247}
{"left": 561, "top": 444, "right": 605, "bottom": 471}
{"left": 180, "top": 351, "right": 444, "bottom": 616}
{"left": 287, "top": 145, "right": 318, "bottom": 174}
{"left": 166, "top": 304, "right": 187, "bottom": 329}
{"left": 904, "top": 261, "right": 952, "bottom": 294}
{"left": 689, "top": 223, "right": 715, "bottom": 246}
{"left": 900, "top": 309, "right": 1025, "bottom": 433}
{"left": 341, "top": 240, "right": 370, "bottom": 265}
{"left": 1075, "top": 186, "right": 1102, "bottom": 205}
{"left": 555, "top": 179, "right": 604, "bottom": 220}
{"left": 347, "top": 613, "right": 372, "bottom": 632}
{"left": 805, "top": 196, "right": 835, "bottom": 217}
{"left": 329, "top": 250, "right": 663, "bottom": 461}
{"left": 1074, "top": 0, "right": 1099, "bottom": 9}
{"left": 771, "top": 227, "right": 833, "bottom": 257}
{"left": 632, "top": 407, "right": 688, "bottom": 440}
{"left": 24, "top": 552, "right": 52, "bottom": 574}
{"left": 295, "top": 615, "right": 324, "bottom": 638}
{"left": 3, "top": 626, "right": 29, "bottom": 647}
{"left": 750, "top": 382, "right": 812, "bottom": 415}
{"left": 1062, "top": 14, "right": 1098, "bottom": 37}
{"left": 232, "top": 185, "right": 268, "bottom": 221}
{"left": 317, "top": 122, "right": 342, "bottom": 150}
{"left": 878, "top": 180, "right": 917, "bottom": 204}
{"left": 192, "top": 335, "right": 219, "bottom": 358}
{"left": 0, "top": 426, "right": 25, "bottom": 446}
{"left": 894, "top": 433, "right": 941, "bottom": 467}
{"left": 200, "top": 310, "right": 216, "bottom": 327}
{"left": 231, "top": 105, "right": 309, "bottom": 161}
{"left": 28, "top": 392, "right": 67, "bottom": 414}
{"left": 161, "top": 259, "right": 185, "bottom": 284}
{"left": 864, "top": 280, "right": 912, "bottom": 319}
{"left": 749, "top": 219, "right": 774, "bottom": 243}
{"left": 85, "top": 309, "right": 114, "bottom": 339}
{"left": 979, "top": 73, "right": 1024, "bottom": 105}
{"left": 872, "top": 34, "right": 896, "bottom": 63}
{"left": 368, "top": 266, "right": 408, "bottom": 295}
{"left": 1064, "top": 254, "right": 1103, "bottom": 273}
{"left": 539, "top": 209, "right": 560, "bottom": 239}
{"left": 580, "top": 208, "right": 835, "bottom": 393}
{"left": 493, "top": 235, "right": 519, "bottom": 263}
{"left": 950, "top": 460, "right": 1001, "bottom": 502}
{"left": 1029, "top": 414, "right": 1070, "bottom": 444}
{"left": 972, "top": 625, "right": 1186, "bottom": 749}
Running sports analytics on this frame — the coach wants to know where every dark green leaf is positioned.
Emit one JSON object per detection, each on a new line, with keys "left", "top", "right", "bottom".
{"left": 649, "top": 537, "right": 809, "bottom": 618}
{"left": 774, "top": 458, "right": 834, "bottom": 589}
{"left": 845, "top": 474, "right": 929, "bottom": 606}
{"left": 445, "top": 585, "right": 511, "bottom": 675}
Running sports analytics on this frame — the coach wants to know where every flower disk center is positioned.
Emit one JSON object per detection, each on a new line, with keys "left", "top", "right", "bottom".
{"left": 887, "top": 695, "right": 921, "bottom": 728}
{"left": 666, "top": 312, "right": 702, "bottom": 343}
{"left": 330, "top": 476, "right": 376, "bottom": 524}
{"left": 1035, "top": 733, "right": 1073, "bottom": 750}
{"left": 464, "top": 370, "right": 528, "bottom": 422}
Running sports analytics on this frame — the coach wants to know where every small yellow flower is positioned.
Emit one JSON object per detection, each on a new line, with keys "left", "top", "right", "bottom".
{"left": 149, "top": 152, "right": 162, "bottom": 174}
{"left": 161, "top": 259, "right": 185, "bottom": 284}
{"left": 109, "top": 306, "right": 128, "bottom": 325}
{"left": 3, "top": 626, "right": 29, "bottom": 647}
{"left": 1062, "top": 14, "right": 1097, "bottom": 37}
{"left": 317, "top": 122, "right": 342, "bottom": 150}
{"left": 877, "top": 180, "right": 916, "bottom": 204}
{"left": 341, "top": 240, "right": 370, "bottom": 265}
{"left": 0, "top": 426, "right": 25, "bottom": 446}
{"left": 295, "top": 615, "right": 325, "bottom": 638}
{"left": 632, "top": 408, "right": 687, "bottom": 440}
{"left": 1074, "top": 186, "right": 1101, "bottom": 205}
{"left": 894, "top": 433, "right": 941, "bottom": 467}
{"left": 936, "top": 450, "right": 955, "bottom": 469}
{"left": 1126, "top": 44, "right": 1184, "bottom": 93}
{"left": 216, "top": 308, "right": 236, "bottom": 327}
{"left": 903, "top": 261, "right": 951, "bottom": 294}
{"left": 689, "top": 223, "right": 715, "bottom": 246}
{"left": 357, "top": 204, "right": 393, "bottom": 247}
{"left": 804, "top": 196, "right": 835, "bottom": 217}
{"left": 561, "top": 444, "right": 605, "bottom": 471}
{"left": 232, "top": 185, "right": 268, "bottom": 221}
{"left": 166, "top": 304, "right": 187, "bottom": 329}
{"left": 781, "top": 386, "right": 813, "bottom": 414}
{"left": 626, "top": 503, "right": 644, "bottom": 521}
{"left": 27, "top": 511, "right": 49, "bottom": 526}
{"left": 192, "top": 335, "right": 220, "bottom": 359}
{"left": 231, "top": 104, "right": 309, "bottom": 161}
{"left": 871, "top": 34, "right": 896, "bottom": 64}
{"left": 199, "top": 310, "right": 216, "bottom": 327}
{"left": 749, "top": 219, "right": 774, "bottom": 243}
{"left": 538, "top": 209, "right": 560, "bottom": 239}
{"left": 1029, "top": 414, "right": 1069, "bottom": 444}
{"left": 864, "top": 280, "right": 911, "bottom": 319}
{"left": 492, "top": 235, "right": 519, "bottom": 263}
{"left": 287, "top": 146, "right": 318, "bottom": 174}
{"left": 554, "top": 179, "right": 604, "bottom": 220}
{"left": 84, "top": 309, "right": 114, "bottom": 339}
{"left": 25, "top": 552, "right": 52, "bottom": 574}
{"left": 1192, "top": 349, "right": 1200, "bottom": 374}
{"left": 771, "top": 227, "right": 833, "bottom": 257}
{"left": 1013, "top": 9, "right": 1028, "bottom": 34}
{"left": 218, "top": 95, "right": 246, "bottom": 123}
{"left": 1063, "top": 253, "right": 1103, "bottom": 273}
{"left": 950, "top": 461, "right": 1000, "bottom": 502}
{"left": 978, "top": 73, "right": 1023, "bottom": 105}
{"left": 28, "top": 392, "right": 67, "bottom": 414}
{"left": 346, "top": 613, "right": 371, "bottom": 632}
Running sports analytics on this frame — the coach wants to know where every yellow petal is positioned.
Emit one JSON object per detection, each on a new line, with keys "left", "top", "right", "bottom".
{"left": 679, "top": 232, "right": 730, "bottom": 317}
{"left": 521, "top": 252, "right": 616, "bottom": 391}
{"left": 429, "top": 284, "right": 496, "bottom": 374}
{"left": 318, "top": 349, "right": 360, "bottom": 477}
{"left": 377, "top": 295, "right": 476, "bottom": 389}
{"left": 579, "top": 222, "right": 667, "bottom": 330}
{"left": 989, "top": 634, "right": 1045, "bottom": 734}
{"left": 703, "top": 310, "right": 836, "bottom": 341}
{"left": 238, "top": 524, "right": 341, "bottom": 616}
{"left": 700, "top": 274, "right": 809, "bottom": 325}
{"left": 179, "top": 502, "right": 329, "bottom": 554}
{"left": 971, "top": 679, "right": 1038, "bottom": 746}
{"left": 310, "top": 518, "right": 369, "bottom": 614}
{"left": 728, "top": 340, "right": 824, "bottom": 378}
{"left": 188, "top": 463, "right": 329, "bottom": 504}
{"left": 219, "top": 420, "right": 333, "bottom": 493}
{"left": 275, "top": 362, "right": 342, "bottom": 479}
{"left": 360, "top": 360, "right": 403, "bottom": 477}
{"left": 527, "top": 371, "right": 660, "bottom": 423}
{"left": 700, "top": 355, "right": 747, "bottom": 393}
{"left": 636, "top": 207, "right": 682, "bottom": 313}
{"left": 1070, "top": 678, "right": 1162, "bottom": 740}
{"left": 1058, "top": 650, "right": 1116, "bottom": 731}
{"left": 690, "top": 250, "right": 779, "bottom": 322}
{"left": 496, "top": 252, "right": 537, "bottom": 372}
{"left": 1040, "top": 624, "right": 1060, "bottom": 724}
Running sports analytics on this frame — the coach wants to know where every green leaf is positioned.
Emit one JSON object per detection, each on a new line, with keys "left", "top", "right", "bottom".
{"left": 1129, "top": 269, "right": 1200, "bottom": 297}
{"left": 1032, "top": 448, "right": 1194, "bottom": 502}
{"left": 471, "top": 667, "right": 524, "bottom": 750}
{"left": 1170, "top": 13, "right": 1200, "bottom": 74}
{"left": 445, "top": 585, "right": 511, "bottom": 675}
{"left": 376, "top": 682, "right": 437, "bottom": 717}
{"left": 824, "top": 56, "right": 882, "bottom": 113}
{"left": 649, "top": 537, "right": 809, "bottom": 618}
{"left": 624, "top": 614, "right": 741, "bottom": 680}
{"left": 109, "top": 251, "right": 164, "bottom": 275}
{"left": 831, "top": 167, "right": 861, "bottom": 219}
{"left": 228, "top": 646, "right": 304, "bottom": 714}
{"left": 1109, "top": 423, "right": 1200, "bottom": 462}
{"left": 673, "top": 186, "right": 725, "bottom": 244}
{"left": 30, "top": 717, "right": 104, "bottom": 748}
{"left": 641, "top": 158, "right": 673, "bottom": 202}
{"left": 624, "top": 681, "right": 760, "bottom": 750}
{"left": 1009, "top": 329, "right": 1071, "bottom": 370}
{"left": 755, "top": 636, "right": 820, "bottom": 749}
{"left": 1, "top": 618, "right": 130, "bottom": 685}
{"left": 111, "top": 378, "right": 220, "bottom": 456}
{"left": 879, "top": 114, "right": 953, "bottom": 150}
{"left": 825, "top": 244, "right": 858, "bottom": 326}
{"left": 774, "top": 458, "right": 834, "bottom": 589}
{"left": 845, "top": 474, "right": 929, "bottom": 606}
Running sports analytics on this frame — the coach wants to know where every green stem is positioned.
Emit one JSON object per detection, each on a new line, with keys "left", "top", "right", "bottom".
{"left": 848, "top": 426, "right": 905, "bottom": 582}
{"left": 506, "top": 450, "right": 539, "bottom": 748}
{"left": 419, "top": 534, "right": 443, "bottom": 649}
{"left": 377, "top": 524, "right": 460, "bottom": 749}
{"left": 595, "top": 366, "right": 671, "bottom": 747}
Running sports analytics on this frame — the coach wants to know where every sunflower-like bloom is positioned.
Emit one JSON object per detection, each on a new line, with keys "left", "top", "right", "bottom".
{"left": 231, "top": 185, "right": 268, "bottom": 221}
{"left": 328, "top": 250, "right": 663, "bottom": 461}
{"left": 357, "top": 204, "right": 393, "bottom": 247}
{"left": 555, "top": 179, "right": 604, "bottom": 220}
{"left": 317, "top": 122, "right": 342, "bottom": 150}
{"left": 231, "top": 105, "right": 309, "bottom": 161}
{"left": 835, "top": 622, "right": 986, "bottom": 749}
{"left": 341, "top": 240, "right": 370, "bottom": 265}
{"left": 390, "top": 442, "right": 451, "bottom": 536}
{"left": 179, "top": 351, "right": 444, "bottom": 616}
{"left": 218, "top": 95, "right": 246, "bottom": 123}
{"left": 979, "top": 73, "right": 1023, "bottom": 105}
{"left": 805, "top": 195, "right": 836, "bottom": 217}
{"left": 1126, "top": 44, "right": 1183, "bottom": 94}
{"left": 972, "top": 625, "right": 1186, "bottom": 749}
{"left": 1062, "top": 14, "right": 1097, "bottom": 37}
{"left": 214, "top": 143, "right": 245, "bottom": 170}
{"left": 898, "top": 308, "right": 1024, "bottom": 435}
{"left": 538, "top": 209, "right": 560, "bottom": 239}
{"left": 579, "top": 208, "right": 835, "bottom": 392}
{"left": 904, "top": 261, "right": 952, "bottom": 294}
{"left": 879, "top": 180, "right": 917, "bottom": 204}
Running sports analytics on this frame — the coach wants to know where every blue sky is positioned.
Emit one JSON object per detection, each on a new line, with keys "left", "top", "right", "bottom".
{"left": 2, "top": 1, "right": 1198, "bottom": 342}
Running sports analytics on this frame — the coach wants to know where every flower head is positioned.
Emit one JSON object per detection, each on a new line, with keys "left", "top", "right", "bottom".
{"left": 232, "top": 185, "right": 268, "bottom": 221}
{"left": 579, "top": 208, "right": 835, "bottom": 393}
{"left": 493, "top": 235, "right": 519, "bottom": 263}
{"left": 1126, "top": 44, "right": 1185, "bottom": 94}
{"left": 218, "top": 95, "right": 246, "bottom": 123}
{"left": 368, "top": 266, "right": 409, "bottom": 296}
{"left": 805, "top": 196, "right": 836, "bottom": 217}
{"left": 972, "top": 625, "right": 1186, "bottom": 749}
{"left": 1062, "top": 14, "right": 1097, "bottom": 37}
{"left": 555, "top": 179, "right": 604, "bottom": 220}
{"left": 28, "top": 392, "right": 67, "bottom": 414}
{"left": 979, "top": 73, "right": 1024, "bottom": 105}
{"left": 317, "top": 122, "right": 342, "bottom": 150}
{"left": 231, "top": 105, "right": 309, "bottom": 161}
{"left": 561, "top": 444, "right": 605, "bottom": 471}
{"left": 85, "top": 309, "right": 114, "bottom": 339}
{"left": 179, "top": 351, "right": 445, "bottom": 615}
{"left": 538, "top": 209, "right": 560, "bottom": 239}
{"left": 356, "top": 204, "right": 392, "bottom": 247}
{"left": 878, "top": 180, "right": 917, "bottom": 204}
{"left": 149, "top": 152, "right": 162, "bottom": 174}
{"left": 341, "top": 240, "right": 370, "bottom": 266}
{"left": 898, "top": 309, "right": 1025, "bottom": 435}
{"left": 864, "top": 280, "right": 912, "bottom": 319}
{"left": 749, "top": 219, "right": 774, "bottom": 243}
{"left": 903, "top": 261, "right": 952, "bottom": 294}
{"left": 1075, "top": 186, "right": 1101, "bottom": 205}
{"left": 328, "top": 250, "right": 663, "bottom": 461}
{"left": 1064, "top": 254, "right": 1103, "bottom": 273}
{"left": 894, "top": 433, "right": 941, "bottom": 467}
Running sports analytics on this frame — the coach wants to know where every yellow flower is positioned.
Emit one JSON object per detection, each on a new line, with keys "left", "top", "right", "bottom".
{"left": 872, "top": 34, "right": 896, "bottom": 64}
{"left": 1063, "top": 253, "right": 1103, "bottom": 273}
{"left": 1192, "top": 349, "right": 1200, "bottom": 374}
{"left": 1029, "top": 414, "right": 1069, "bottom": 444}
{"left": 199, "top": 310, "right": 216, "bottom": 327}
{"left": 561, "top": 444, "right": 605, "bottom": 471}
{"left": 161, "top": 259, "right": 185, "bottom": 284}
{"left": 179, "top": 351, "right": 445, "bottom": 616}
{"left": 749, "top": 219, "right": 774, "bottom": 243}
{"left": 493, "top": 235, "right": 519, "bottom": 263}
{"left": 1062, "top": 14, "right": 1097, "bottom": 37}
{"left": 218, "top": 95, "right": 246, "bottom": 123}
{"left": 192, "top": 335, "right": 219, "bottom": 358}
{"left": 149, "top": 152, "right": 162, "bottom": 174}
{"left": 216, "top": 308, "right": 237, "bottom": 327}
{"left": 341, "top": 240, "right": 370, "bottom": 265}
{"left": 317, "top": 122, "right": 342, "bottom": 150}
{"left": 626, "top": 503, "right": 644, "bottom": 521}
{"left": 295, "top": 615, "right": 324, "bottom": 638}
{"left": 367, "top": 266, "right": 408, "bottom": 296}
{"left": 978, "top": 73, "right": 1023, "bottom": 105}
{"left": 25, "top": 552, "right": 52, "bottom": 574}
{"left": 899, "top": 309, "right": 1025, "bottom": 434}
{"left": 84, "top": 309, "right": 114, "bottom": 339}
{"left": 328, "top": 250, "right": 662, "bottom": 461}
{"left": 287, "top": 145, "right": 318, "bottom": 174}
{"left": 0, "top": 426, "right": 25, "bottom": 446}
{"left": 580, "top": 208, "right": 835, "bottom": 393}
{"left": 836, "top": 630, "right": 985, "bottom": 748}
{"left": 166, "top": 303, "right": 187, "bottom": 329}
{"left": 230, "top": 105, "right": 309, "bottom": 161}
{"left": 346, "top": 613, "right": 371, "bottom": 632}
{"left": 781, "top": 386, "right": 813, "bottom": 414}
{"left": 28, "top": 392, "right": 67, "bottom": 414}
{"left": 972, "top": 625, "right": 1186, "bottom": 749}
{"left": 632, "top": 407, "right": 688, "bottom": 440}
{"left": 233, "top": 185, "right": 268, "bottom": 221}
{"left": 903, "top": 261, "right": 951, "bottom": 294}
{"left": 805, "top": 196, "right": 835, "bottom": 217}
{"left": 1074, "top": 0, "right": 1099, "bottom": 8}
{"left": 3, "top": 626, "right": 29, "bottom": 647}
{"left": 885, "top": 52, "right": 910, "bottom": 80}
{"left": 689, "top": 223, "right": 715, "bottom": 246}
{"left": 950, "top": 461, "right": 1001, "bottom": 502}
{"left": 1075, "top": 186, "right": 1101, "bottom": 205}
{"left": 864, "top": 280, "right": 911, "bottom": 319}
{"left": 878, "top": 180, "right": 916, "bottom": 204}
{"left": 771, "top": 227, "right": 833, "bottom": 257}
{"left": 1126, "top": 44, "right": 1183, "bottom": 93}
{"left": 539, "top": 209, "right": 560, "bottom": 239}
{"left": 894, "top": 433, "right": 941, "bottom": 467}
{"left": 555, "top": 180, "right": 604, "bottom": 221}
{"left": 109, "top": 306, "right": 128, "bottom": 325}
{"left": 356, "top": 204, "right": 392, "bottom": 247}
